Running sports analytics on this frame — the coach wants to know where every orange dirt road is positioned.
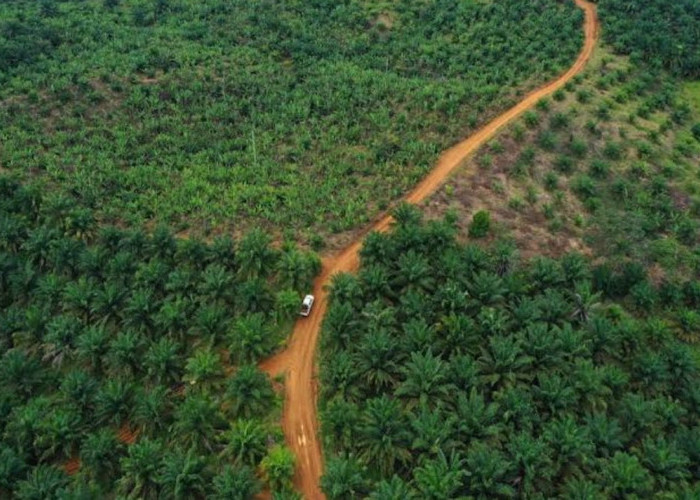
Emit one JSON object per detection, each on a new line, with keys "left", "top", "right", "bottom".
{"left": 260, "top": 1, "right": 598, "bottom": 497}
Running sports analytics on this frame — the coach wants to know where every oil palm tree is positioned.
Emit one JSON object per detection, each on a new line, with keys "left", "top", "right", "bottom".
{"left": 226, "top": 365, "right": 275, "bottom": 419}
{"left": 117, "top": 437, "right": 163, "bottom": 499}
{"left": 211, "top": 465, "right": 261, "bottom": 500}
{"left": 357, "top": 396, "right": 411, "bottom": 475}
{"left": 395, "top": 352, "right": 454, "bottom": 409}
{"left": 219, "top": 419, "right": 267, "bottom": 467}
{"left": 157, "top": 448, "right": 208, "bottom": 499}
{"left": 321, "top": 455, "right": 369, "bottom": 500}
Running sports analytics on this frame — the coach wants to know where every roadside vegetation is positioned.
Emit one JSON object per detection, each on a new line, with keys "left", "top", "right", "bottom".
{"left": 0, "top": 0, "right": 583, "bottom": 245}
{"left": 426, "top": 47, "right": 700, "bottom": 290}
{"left": 320, "top": 205, "right": 700, "bottom": 497}
{"left": 0, "top": 178, "right": 319, "bottom": 497}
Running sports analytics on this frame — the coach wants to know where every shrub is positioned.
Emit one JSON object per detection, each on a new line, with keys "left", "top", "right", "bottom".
{"left": 572, "top": 175, "right": 597, "bottom": 200}
{"left": 553, "top": 89, "right": 566, "bottom": 101}
{"left": 524, "top": 111, "right": 540, "bottom": 128}
{"left": 544, "top": 172, "right": 559, "bottom": 191}
{"left": 550, "top": 112, "right": 570, "bottom": 129}
{"left": 692, "top": 123, "right": 700, "bottom": 141}
{"left": 554, "top": 155, "right": 575, "bottom": 174}
{"left": 570, "top": 139, "right": 588, "bottom": 158}
{"left": 603, "top": 141, "right": 624, "bottom": 161}
{"left": 589, "top": 160, "right": 610, "bottom": 179}
{"left": 538, "top": 131, "right": 557, "bottom": 151}
{"left": 468, "top": 210, "right": 491, "bottom": 238}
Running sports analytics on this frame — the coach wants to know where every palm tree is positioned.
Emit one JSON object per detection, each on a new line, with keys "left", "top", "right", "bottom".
{"left": 80, "top": 429, "right": 123, "bottom": 483}
{"left": 184, "top": 348, "right": 224, "bottom": 391}
{"left": 328, "top": 273, "right": 364, "bottom": 308}
{"left": 123, "top": 288, "right": 156, "bottom": 332}
{"left": 42, "top": 314, "right": 81, "bottom": 368}
{"left": 392, "top": 251, "right": 435, "bottom": 294}
{"left": 59, "top": 369, "right": 97, "bottom": 416}
{"left": 601, "top": 452, "right": 653, "bottom": 498}
{"left": 354, "top": 330, "right": 401, "bottom": 393}
{"left": 144, "top": 337, "right": 183, "bottom": 385}
{"left": 157, "top": 448, "right": 208, "bottom": 499}
{"left": 211, "top": 465, "right": 261, "bottom": 500}
{"left": 208, "top": 235, "right": 237, "bottom": 271}
{"left": 190, "top": 304, "right": 229, "bottom": 344}
{"left": 453, "top": 388, "right": 501, "bottom": 442}
{"left": 409, "top": 404, "right": 457, "bottom": 458}
{"left": 237, "top": 228, "right": 277, "bottom": 279}
{"left": 320, "top": 398, "right": 360, "bottom": 454}
{"left": 154, "top": 297, "right": 192, "bottom": 340}
{"left": 226, "top": 365, "right": 275, "bottom": 419}
{"left": 321, "top": 455, "right": 369, "bottom": 500}
{"left": 477, "top": 335, "right": 533, "bottom": 390}
{"left": 236, "top": 278, "right": 274, "bottom": 314}
{"left": 638, "top": 436, "right": 690, "bottom": 487}
{"left": 34, "top": 407, "right": 82, "bottom": 462}
{"left": 14, "top": 464, "right": 68, "bottom": 500}
{"left": 149, "top": 225, "right": 176, "bottom": 261}
{"left": 464, "top": 441, "right": 516, "bottom": 497}
{"left": 412, "top": 450, "right": 464, "bottom": 499}
{"left": 357, "top": 396, "right": 411, "bottom": 475}
{"left": 94, "top": 378, "right": 133, "bottom": 426}
{"left": 0, "top": 445, "right": 27, "bottom": 493}
{"left": 198, "top": 264, "right": 233, "bottom": 303}
{"left": 219, "top": 419, "right": 268, "bottom": 467}
{"left": 117, "top": 438, "right": 163, "bottom": 499}
{"left": 468, "top": 271, "right": 506, "bottom": 307}
{"left": 368, "top": 475, "right": 417, "bottom": 499}
{"left": 395, "top": 352, "right": 454, "bottom": 409}
{"left": 506, "top": 432, "right": 554, "bottom": 498}
{"left": 228, "top": 313, "right": 273, "bottom": 364}
{"left": 107, "top": 330, "right": 145, "bottom": 377}
{"left": 132, "top": 385, "right": 173, "bottom": 437}
{"left": 571, "top": 281, "right": 602, "bottom": 323}
{"left": 260, "top": 445, "right": 295, "bottom": 492}
{"left": 172, "top": 393, "right": 224, "bottom": 453}
{"left": 75, "top": 325, "right": 110, "bottom": 374}
{"left": 1, "top": 349, "right": 44, "bottom": 397}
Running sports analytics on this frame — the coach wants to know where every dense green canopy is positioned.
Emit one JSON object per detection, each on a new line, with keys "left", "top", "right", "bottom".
{"left": 320, "top": 205, "right": 700, "bottom": 498}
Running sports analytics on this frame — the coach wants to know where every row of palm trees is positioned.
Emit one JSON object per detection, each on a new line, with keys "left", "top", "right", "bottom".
{"left": 319, "top": 206, "right": 700, "bottom": 498}
{"left": 0, "top": 177, "right": 316, "bottom": 497}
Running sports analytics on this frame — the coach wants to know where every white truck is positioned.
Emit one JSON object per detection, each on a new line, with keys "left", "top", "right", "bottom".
{"left": 300, "top": 294, "right": 315, "bottom": 317}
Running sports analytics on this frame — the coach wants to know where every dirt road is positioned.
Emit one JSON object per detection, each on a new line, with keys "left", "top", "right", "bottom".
{"left": 260, "top": 1, "right": 598, "bottom": 497}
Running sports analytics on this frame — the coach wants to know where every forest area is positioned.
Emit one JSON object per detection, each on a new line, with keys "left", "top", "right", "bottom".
{"left": 0, "top": 0, "right": 583, "bottom": 245}
{"left": 319, "top": 206, "right": 700, "bottom": 498}
{"left": 0, "top": 0, "right": 699, "bottom": 497}
{"left": 318, "top": 0, "right": 700, "bottom": 497}
{"left": 0, "top": 178, "right": 321, "bottom": 497}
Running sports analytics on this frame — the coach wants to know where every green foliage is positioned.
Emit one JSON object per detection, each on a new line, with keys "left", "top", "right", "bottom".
{"left": 468, "top": 211, "right": 491, "bottom": 239}
{"left": 0, "top": 177, "right": 314, "bottom": 495}
{"left": 0, "top": 0, "right": 584, "bottom": 239}
{"left": 599, "top": 0, "right": 700, "bottom": 77}
{"left": 320, "top": 212, "right": 700, "bottom": 497}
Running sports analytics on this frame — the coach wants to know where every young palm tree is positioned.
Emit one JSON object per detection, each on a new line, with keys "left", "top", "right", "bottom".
{"left": 219, "top": 419, "right": 268, "bottom": 467}
{"left": 211, "top": 465, "right": 261, "bottom": 500}
{"left": 260, "top": 445, "right": 295, "bottom": 493}
{"left": 321, "top": 455, "right": 369, "bottom": 500}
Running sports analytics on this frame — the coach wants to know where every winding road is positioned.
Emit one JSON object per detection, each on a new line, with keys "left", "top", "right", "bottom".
{"left": 260, "top": 1, "right": 598, "bottom": 497}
